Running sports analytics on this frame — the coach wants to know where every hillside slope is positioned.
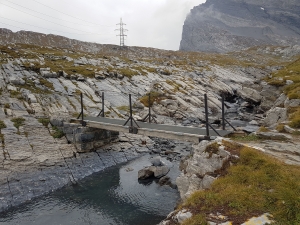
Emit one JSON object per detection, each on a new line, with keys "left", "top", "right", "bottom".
{"left": 180, "top": 0, "right": 300, "bottom": 52}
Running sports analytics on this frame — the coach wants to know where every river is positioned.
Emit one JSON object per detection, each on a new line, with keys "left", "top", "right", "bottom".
{"left": 0, "top": 155, "right": 180, "bottom": 225}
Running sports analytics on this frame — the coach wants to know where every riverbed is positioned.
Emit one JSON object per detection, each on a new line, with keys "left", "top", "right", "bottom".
{"left": 0, "top": 155, "right": 180, "bottom": 225}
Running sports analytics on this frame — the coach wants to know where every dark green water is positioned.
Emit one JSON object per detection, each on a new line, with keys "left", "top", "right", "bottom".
{"left": 0, "top": 155, "right": 180, "bottom": 225}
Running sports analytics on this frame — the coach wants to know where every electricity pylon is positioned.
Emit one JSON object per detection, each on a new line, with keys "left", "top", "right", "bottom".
{"left": 116, "top": 18, "right": 127, "bottom": 47}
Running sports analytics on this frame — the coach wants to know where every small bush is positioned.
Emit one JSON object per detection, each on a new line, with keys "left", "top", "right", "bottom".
{"left": 51, "top": 126, "right": 65, "bottom": 138}
{"left": 0, "top": 120, "right": 6, "bottom": 130}
{"left": 289, "top": 107, "right": 300, "bottom": 128}
{"left": 38, "top": 118, "right": 50, "bottom": 128}
{"left": 11, "top": 117, "right": 25, "bottom": 130}
{"left": 139, "top": 91, "right": 165, "bottom": 107}
{"left": 276, "top": 124, "right": 285, "bottom": 132}
{"left": 39, "top": 78, "right": 54, "bottom": 90}
{"left": 205, "top": 142, "right": 219, "bottom": 158}
{"left": 0, "top": 133, "right": 4, "bottom": 146}
{"left": 118, "top": 68, "right": 139, "bottom": 78}
{"left": 259, "top": 126, "right": 269, "bottom": 132}
{"left": 230, "top": 134, "right": 261, "bottom": 142}
{"left": 4, "top": 103, "right": 10, "bottom": 109}
{"left": 117, "top": 105, "right": 130, "bottom": 112}
{"left": 10, "top": 90, "right": 23, "bottom": 99}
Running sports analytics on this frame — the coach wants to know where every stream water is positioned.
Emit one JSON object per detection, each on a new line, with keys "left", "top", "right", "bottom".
{"left": 0, "top": 155, "right": 180, "bottom": 225}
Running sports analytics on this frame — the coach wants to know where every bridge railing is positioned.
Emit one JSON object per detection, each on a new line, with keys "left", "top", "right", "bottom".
{"left": 76, "top": 92, "right": 235, "bottom": 138}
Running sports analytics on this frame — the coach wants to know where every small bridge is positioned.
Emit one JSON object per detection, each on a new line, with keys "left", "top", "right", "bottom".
{"left": 72, "top": 93, "right": 235, "bottom": 143}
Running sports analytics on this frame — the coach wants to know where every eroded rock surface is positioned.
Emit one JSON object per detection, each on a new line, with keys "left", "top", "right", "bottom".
{"left": 180, "top": 0, "right": 300, "bottom": 52}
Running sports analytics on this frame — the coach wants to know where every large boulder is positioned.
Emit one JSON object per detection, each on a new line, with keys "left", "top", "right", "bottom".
{"left": 138, "top": 166, "right": 170, "bottom": 179}
{"left": 237, "top": 87, "right": 261, "bottom": 103}
{"left": 40, "top": 68, "right": 58, "bottom": 78}
{"left": 263, "top": 107, "right": 288, "bottom": 127}
{"left": 176, "top": 138, "right": 234, "bottom": 200}
{"left": 284, "top": 98, "right": 300, "bottom": 108}
{"left": 9, "top": 77, "right": 25, "bottom": 85}
{"left": 257, "top": 132, "right": 292, "bottom": 141}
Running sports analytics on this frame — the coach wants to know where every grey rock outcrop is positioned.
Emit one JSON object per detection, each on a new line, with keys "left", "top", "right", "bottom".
{"left": 263, "top": 107, "right": 287, "bottom": 127}
{"left": 176, "top": 138, "right": 235, "bottom": 200}
{"left": 180, "top": 0, "right": 300, "bottom": 52}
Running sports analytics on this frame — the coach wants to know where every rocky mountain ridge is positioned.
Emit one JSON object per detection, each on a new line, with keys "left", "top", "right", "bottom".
{"left": 180, "top": 0, "right": 300, "bottom": 52}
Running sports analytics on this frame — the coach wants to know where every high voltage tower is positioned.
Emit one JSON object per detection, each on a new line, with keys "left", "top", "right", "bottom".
{"left": 116, "top": 18, "right": 127, "bottom": 47}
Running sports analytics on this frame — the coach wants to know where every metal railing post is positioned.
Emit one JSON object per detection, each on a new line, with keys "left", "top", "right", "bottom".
{"left": 148, "top": 93, "right": 151, "bottom": 123}
{"left": 80, "top": 92, "right": 84, "bottom": 126}
{"left": 204, "top": 93, "right": 209, "bottom": 137}
{"left": 129, "top": 94, "right": 133, "bottom": 127}
{"left": 101, "top": 92, "right": 105, "bottom": 117}
{"left": 222, "top": 94, "right": 225, "bottom": 130}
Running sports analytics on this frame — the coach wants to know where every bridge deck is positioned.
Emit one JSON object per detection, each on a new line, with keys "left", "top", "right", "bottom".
{"left": 81, "top": 116, "right": 231, "bottom": 143}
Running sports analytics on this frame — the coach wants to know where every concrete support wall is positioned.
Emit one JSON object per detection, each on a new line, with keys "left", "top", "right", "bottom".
{"left": 63, "top": 123, "right": 119, "bottom": 152}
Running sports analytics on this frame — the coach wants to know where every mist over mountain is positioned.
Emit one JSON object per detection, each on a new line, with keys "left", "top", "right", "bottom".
{"left": 180, "top": 0, "right": 300, "bottom": 52}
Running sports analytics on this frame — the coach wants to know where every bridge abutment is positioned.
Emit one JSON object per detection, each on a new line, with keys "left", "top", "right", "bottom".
{"left": 63, "top": 122, "right": 119, "bottom": 152}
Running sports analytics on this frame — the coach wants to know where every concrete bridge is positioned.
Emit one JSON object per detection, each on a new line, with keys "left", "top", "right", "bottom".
{"left": 72, "top": 93, "right": 235, "bottom": 144}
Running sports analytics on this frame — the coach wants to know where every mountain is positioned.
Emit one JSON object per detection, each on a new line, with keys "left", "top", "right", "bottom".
{"left": 180, "top": 0, "right": 300, "bottom": 52}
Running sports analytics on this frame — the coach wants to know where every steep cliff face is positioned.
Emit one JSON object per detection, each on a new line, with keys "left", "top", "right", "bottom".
{"left": 180, "top": 0, "right": 300, "bottom": 52}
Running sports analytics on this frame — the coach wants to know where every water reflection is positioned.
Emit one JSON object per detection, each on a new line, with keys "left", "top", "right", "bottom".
{"left": 0, "top": 155, "right": 180, "bottom": 225}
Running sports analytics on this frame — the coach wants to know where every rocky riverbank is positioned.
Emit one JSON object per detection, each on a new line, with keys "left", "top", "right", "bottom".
{"left": 0, "top": 110, "right": 194, "bottom": 214}
{"left": 158, "top": 136, "right": 300, "bottom": 225}
{"left": 0, "top": 115, "right": 153, "bottom": 214}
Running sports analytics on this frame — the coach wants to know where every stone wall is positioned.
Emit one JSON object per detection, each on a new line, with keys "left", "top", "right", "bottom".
{"left": 72, "top": 127, "right": 119, "bottom": 152}
{"left": 62, "top": 122, "right": 119, "bottom": 153}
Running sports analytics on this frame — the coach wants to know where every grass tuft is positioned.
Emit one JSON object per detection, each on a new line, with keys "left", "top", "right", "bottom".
{"left": 51, "top": 126, "right": 65, "bottom": 138}
{"left": 289, "top": 107, "right": 300, "bottom": 128}
{"left": 38, "top": 118, "right": 50, "bottom": 128}
{"left": 205, "top": 142, "right": 219, "bottom": 158}
{"left": 11, "top": 117, "right": 25, "bottom": 131}
{"left": 276, "top": 124, "right": 285, "bottom": 132}
{"left": 258, "top": 126, "right": 269, "bottom": 132}
{"left": 139, "top": 91, "right": 166, "bottom": 107}
{"left": 0, "top": 120, "right": 6, "bottom": 130}
{"left": 182, "top": 146, "right": 300, "bottom": 224}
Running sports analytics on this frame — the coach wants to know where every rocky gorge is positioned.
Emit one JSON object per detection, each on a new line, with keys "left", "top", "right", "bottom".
{"left": 0, "top": 28, "right": 300, "bottom": 224}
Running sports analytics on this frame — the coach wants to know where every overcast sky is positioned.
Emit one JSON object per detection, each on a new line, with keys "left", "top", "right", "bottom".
{"left": 0, "top": 0, "right": 205, "bottom": 50}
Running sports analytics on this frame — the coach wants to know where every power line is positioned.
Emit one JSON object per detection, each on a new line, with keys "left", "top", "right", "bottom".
{"left": 31, "top": 0, "right": 114, "bottom": 27}
{"left": 3, "top": 0, "right": 112, "bottom": 28}
{"left": 0, "top": 2, "right": 114, "bottom": 35}
{"left": 115, "top": 18, "right": 128, "bottom": 47}
{"left": 0, "top": 17, "right": 112, "bottom": 36}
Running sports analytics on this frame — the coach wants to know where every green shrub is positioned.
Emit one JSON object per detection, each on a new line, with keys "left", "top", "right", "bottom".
{"left": 0, "top": 133, "right": 4, "bottom": 146}
{"left": 118, "top": 68, "right": 139, "bottom": 78}
{"left": 276, "top": 124, "right": 285, "bottom": 132}
{"left": 289, "top": 107, "right": 300, "bottom": 128}
{"left": 39, "top": 78, "right": 54, "bottom": 90}
{"left": 10, "top": 90, "right": 23, "bottom": 99}
{"left": 116, "top": 105, "right": 130, "bottom": 112}
{"left": 4, "top": 103, "right": 10, "bottom": 109}
{"left": 205, "top": 142, "right": 219, "bottom": 158}
{"left": 230, "top": 134, "right": 261, "bottom": 142}
{"left": 11, "top": 117, "right": 25, "bottom": 130}
{"left": 139, "top": 91, "right": 165, "bottom": 107}
{"left": 38, "top": 118, "right": 50, "bottom": 127}
{"left": 258, "top": 126, "right": 269, "bottom": 132}
{"left": 0, "top": 120, "right": 6, "bottom": 130}
{"left": 51, "top": 126, "right": 64, "bottom": 138}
